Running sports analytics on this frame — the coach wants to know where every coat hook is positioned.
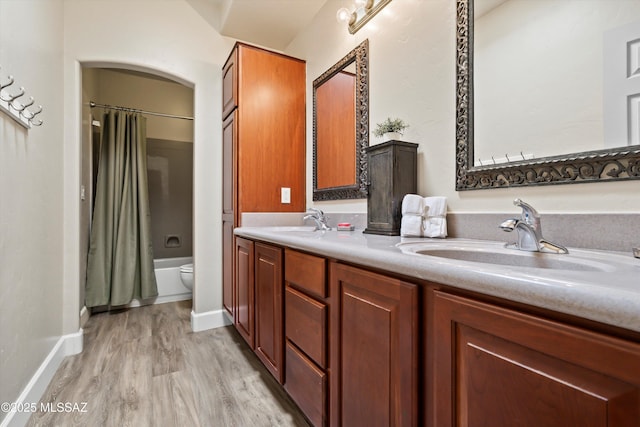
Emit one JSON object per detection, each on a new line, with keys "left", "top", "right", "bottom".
{"left": 13, "top": 96, "right": 34, "bottom": 112}
{"left": 22, "top": 105, "right": 42, "bottom": 119}
{"left": 0, "top": 65, "right": 45, "bottom": 129}
{"left": 0, "top": 86, "right": 25, "bottom": 103}
{"left": 0, "top": 75, "right": 15, "bottom": 91}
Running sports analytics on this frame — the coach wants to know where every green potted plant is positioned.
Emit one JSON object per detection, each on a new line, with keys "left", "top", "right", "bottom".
{"left": 373, "top": 117, "right": 409, "bottom": 141}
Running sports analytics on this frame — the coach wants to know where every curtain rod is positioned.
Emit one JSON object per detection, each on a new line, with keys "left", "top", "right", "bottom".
{"left": 89, "top": 101, "right": 194, "bottom": 121}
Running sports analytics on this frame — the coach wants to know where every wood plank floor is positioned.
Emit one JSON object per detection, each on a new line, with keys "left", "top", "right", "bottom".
{"left": 27, "top": 301, "right": 310, "bottom": 427}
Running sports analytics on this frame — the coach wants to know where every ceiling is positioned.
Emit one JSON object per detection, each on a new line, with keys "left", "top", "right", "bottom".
{"left": 185, "top": 0, "right": 329, "bottom": 51}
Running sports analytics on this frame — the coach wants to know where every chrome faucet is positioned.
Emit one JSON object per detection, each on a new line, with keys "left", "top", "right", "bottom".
{"left": 499, "top": 199, "right": 568, "bottom": 254}
{"left": 303, "top": 208, "right": 331, "bottom": 231}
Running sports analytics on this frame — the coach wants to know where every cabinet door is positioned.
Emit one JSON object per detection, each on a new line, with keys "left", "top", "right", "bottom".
{"left": 432, "top": 290, "right": 640, "bottom": 427}
{"left": 254, "top": 242, "right": 284, "bottom": 383}
{"left": 222, "top": 111, "right": 237, "bottom": 317}
{"left": 235, "top": 237, "right": 254, "bottom": 348}
{"left": 285, "top": 341, "right": 327, "bottom": 427}
{"left": 330, "top": 262, "right": 418, "bottom": 427}
{"left": 222, "top": 220, "right": 234, "bottom": 317}
{"left": 222, "top": 47, "right": 237, "bottom": 119}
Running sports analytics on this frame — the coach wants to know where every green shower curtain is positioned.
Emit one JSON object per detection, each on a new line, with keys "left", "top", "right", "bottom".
{"left": 85, "top": 111, "right": 158, "bottom": 307}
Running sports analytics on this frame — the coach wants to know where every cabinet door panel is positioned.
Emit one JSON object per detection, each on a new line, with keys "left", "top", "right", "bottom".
{"left": 235, "top": 237, "right": 254, "bottom": 348}
{"left": 254, "top": 243, "right": 284, "bottom": 383}
{"left": 285, "top": 249, "right": 326, "bottom": 298}
{"left": 433, "top": 290, "right": 640, "bottom": 427}
{"left": 285, "top": 342, "right": 327, "bottom": 427}
{"left": 330, "top": 262, "right": 418, "bottom": 427}
{"left": 222, "top": 221, "right": 234, "bottom": 317}
{"left": 285, "top": 286, "right": 327, "bottom": 368}
{"left": 222, "top": 48, "right": 237, "bottom": 119}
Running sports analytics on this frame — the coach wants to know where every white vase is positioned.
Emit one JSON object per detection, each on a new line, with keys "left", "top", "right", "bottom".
{"left": 383, "top": 132, "right": 402, "bottom": 142}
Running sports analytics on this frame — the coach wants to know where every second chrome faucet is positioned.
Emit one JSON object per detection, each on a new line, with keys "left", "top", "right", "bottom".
{"left": 500, "top": 199, "right": 568, "bottom": 254}
{"left": 303, "top": 208, "right": 331, "bottom": 231}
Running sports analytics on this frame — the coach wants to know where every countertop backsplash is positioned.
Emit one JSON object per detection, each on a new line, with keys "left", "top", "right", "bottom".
{"left": 240, "top": 212, "right": 638, "bottom": 253}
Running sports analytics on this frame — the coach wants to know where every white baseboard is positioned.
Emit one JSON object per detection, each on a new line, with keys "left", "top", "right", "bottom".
{"left": 1, "top": 329, "right": 83, "bottom": 427}
{"left": 191, "top": 308, "right": 232, "bottom": 332}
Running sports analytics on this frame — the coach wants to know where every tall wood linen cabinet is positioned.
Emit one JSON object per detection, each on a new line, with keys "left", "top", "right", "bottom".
{"left": 222, "top": 43, "right": 306, "bottom": 324}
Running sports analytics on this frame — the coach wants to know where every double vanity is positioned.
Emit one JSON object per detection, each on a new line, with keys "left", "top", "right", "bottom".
{"left": 231, "top": 224, "right": 640, "bottom": 427}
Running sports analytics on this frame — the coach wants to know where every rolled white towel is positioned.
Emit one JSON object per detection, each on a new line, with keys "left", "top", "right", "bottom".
{"left": 401, "top": 194, "right": 424, "bottom": 215}
{"left": 423, "top": 196, "right": 448, "bottom": 238}
{"left": 401, "top": 215, "right": 424, "bottom": 237}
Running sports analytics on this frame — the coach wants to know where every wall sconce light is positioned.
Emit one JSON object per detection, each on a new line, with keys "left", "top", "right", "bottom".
{"left": 336, "top": 0, "right": 392, "bottom": 34}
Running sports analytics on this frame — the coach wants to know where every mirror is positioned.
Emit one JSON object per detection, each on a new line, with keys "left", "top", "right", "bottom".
{"left": 313, "top": 39, "right": 369, "bottom": 201}
{"left": 456, "top": 0, "right": 640, "bottom": 190}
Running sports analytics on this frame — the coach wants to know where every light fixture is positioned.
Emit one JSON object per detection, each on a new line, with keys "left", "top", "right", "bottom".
{"left": 337, "top": 0, "right": 392, "bottom": 34}
{"left": 336, "top": 7, "right": 352, "bottom": 23}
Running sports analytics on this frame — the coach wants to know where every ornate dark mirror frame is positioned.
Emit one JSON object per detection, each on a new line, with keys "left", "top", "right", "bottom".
{"left": 455, "top": 0, "right": 640, "bottom": 191}
{"left": 313, "top": 39, "right": 369, "bottom": 201}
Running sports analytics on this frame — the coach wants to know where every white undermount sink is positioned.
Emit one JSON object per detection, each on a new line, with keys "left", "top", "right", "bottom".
{"left": 396, "top": 240, "right": 637, "bottom": 273}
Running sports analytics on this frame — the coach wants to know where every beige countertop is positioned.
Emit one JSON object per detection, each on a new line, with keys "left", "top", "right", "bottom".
{"left": 235, "top": 226, "right": 640, "bottom": 334}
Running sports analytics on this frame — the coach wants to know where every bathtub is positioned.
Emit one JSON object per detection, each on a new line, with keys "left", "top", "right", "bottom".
{"left": 152, "top": 256, "right": 193, "bottom": 304}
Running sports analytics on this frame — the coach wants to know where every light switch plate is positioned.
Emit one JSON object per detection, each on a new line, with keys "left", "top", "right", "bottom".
{"left": 281, "top": 187, "right": 291, "bottom": 204}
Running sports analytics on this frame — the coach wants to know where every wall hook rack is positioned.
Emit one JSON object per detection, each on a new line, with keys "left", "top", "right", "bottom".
{"left": 0, "top": 66, "right": 44, "bottom": 129}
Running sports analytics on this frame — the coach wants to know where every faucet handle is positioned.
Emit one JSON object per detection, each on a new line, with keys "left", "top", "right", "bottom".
{"left": 513, "top": 198, "right": 540, "bottom": 225}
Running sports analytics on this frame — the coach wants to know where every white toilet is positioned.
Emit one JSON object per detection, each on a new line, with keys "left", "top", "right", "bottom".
{"left": 179, "top": 263, "right": 194, "bottom": 291}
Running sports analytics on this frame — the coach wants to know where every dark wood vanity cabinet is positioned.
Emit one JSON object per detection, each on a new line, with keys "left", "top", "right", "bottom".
{"left": 329, "top": 262, "right": 419, "bottom": 427}
{"left": 431, "top": 290, "right": 640, "bottom": 427}
{"left": 234, "top": 237, "right": 285, "bottom": 383}
{"left": 235, "top": 236, "right": 640, "bottom": 427}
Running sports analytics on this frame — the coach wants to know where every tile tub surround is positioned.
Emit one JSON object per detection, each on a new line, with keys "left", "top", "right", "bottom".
{"left": 234, "top": 226, "right": 640, "bottom": 334}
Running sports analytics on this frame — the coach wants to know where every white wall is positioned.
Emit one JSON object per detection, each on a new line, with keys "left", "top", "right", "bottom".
{"left": 62, "top": 0, "right": 234, "bottom": 331}
{"left": 287, "top": 0, "right": 640, "bottom": 214}
{"left": 0, "top": 0, "right": 65, "bottom": 421}
{"left": 91, "top": 68, "right": 194, "bottom": 141}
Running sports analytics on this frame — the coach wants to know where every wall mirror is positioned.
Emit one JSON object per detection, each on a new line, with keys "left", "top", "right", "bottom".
{"left": 313, "top": 39, "right": 369, "bottom": 200}
{"left": 456, "top": 0, "right": 640, "bottom": 190}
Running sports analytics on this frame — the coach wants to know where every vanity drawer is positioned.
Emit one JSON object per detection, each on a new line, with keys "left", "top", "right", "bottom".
{"left": 285, "top": 249, "right": 326, "bottom": 298}
{"left": 285, "top": 286, "right": 327, "bottom": 368}
{"left": 285, "top": 341, "right": 327, "bottom": 427}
